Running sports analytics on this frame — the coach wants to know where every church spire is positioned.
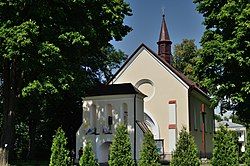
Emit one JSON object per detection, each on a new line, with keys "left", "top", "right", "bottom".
{"left": 157, "top": 13, "right": 172, "bottom": 64}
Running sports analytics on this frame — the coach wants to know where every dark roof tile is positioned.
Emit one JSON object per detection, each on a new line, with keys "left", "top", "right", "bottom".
{"left": 85, "top": 83, "right": 147, "bottom": 97}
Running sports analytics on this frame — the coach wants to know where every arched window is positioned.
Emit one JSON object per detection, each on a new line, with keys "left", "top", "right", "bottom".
{"left": 88, "top": 104, "right": 96, "bottom": 134}
{"left": 122, "top": 103, "right": 128, "bottom": 127}
{"left": 104, "top": 104, "right": 113, "bottom": 134}
{"left": 144, "top": 113, "right": 160, "bottom": 139}
{"left": 135, "top": 79, "right": 155, "bottom": 102}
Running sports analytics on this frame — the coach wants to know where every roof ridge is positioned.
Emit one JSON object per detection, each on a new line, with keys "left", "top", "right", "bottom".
{"left": 107, "top": 44, "right": 209, "bottom": 99}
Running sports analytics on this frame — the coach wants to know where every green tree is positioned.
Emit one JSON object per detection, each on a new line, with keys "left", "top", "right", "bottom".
{"left": 173, "top": 39, "right": 198, "bottom": 81}
{"left": 49, "top": 127, "right": 70, "bottom": 166}
{"left": 212, "top": 125, "right": 239, "bottom": 166}
{"left": 99, "top": 45, "right": 128, "bottom": 82}
{"left": 138, "top": 132, "right": 161, "bottom": 166}
{"left": 244, "top": 130, "right": 250, "bottom": 166}
{"left": 193, "top": 0, "right": 250, "bottom": 122}
{"left": 0, "top": 0, "right": 132, "bottom": 163}
{"left": 170, "top": 127, "right": 200, "bottom": 166}
{"left": 108, "top": 123, "right": 135, "bottom": 166}
{"left": 214, "top": 114, "right": 222, "bottom": 122}
{"left": 79, "top": 141, "right": 99, "bottom": 166}
{"left": 229, "top": 114, "right": 250, "bottom": 129}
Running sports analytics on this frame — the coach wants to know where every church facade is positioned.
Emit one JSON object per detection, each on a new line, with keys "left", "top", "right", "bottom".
{"left": 76, "top": 83, "right": 148, "bottom": 163}
{"left": 108, "top": 14, "right": 214, "bottom": 159}
{"left": 76, "top": 14, "right": 214, "bottom": 163}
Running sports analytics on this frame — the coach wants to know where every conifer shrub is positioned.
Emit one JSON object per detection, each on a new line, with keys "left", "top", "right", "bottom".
{"left": 49, "top": 127, "right": 70, "bottom": 166}
{"left": 79, "top": 141, "right": 99, "bottom": 166}
{"left": 108, "top": 123, "right": 135, "bottom": 166}
{"left": 211, "top": 125, "right": 239, "bottom": 166}
{"left": 170, "top": 127, "right": 200, "bottom": 166}
{"left": 138, "top": 131, "right": 161, "bottom": 166}
{"left": 244, "top": 130, "right": 250, "bottom": 166}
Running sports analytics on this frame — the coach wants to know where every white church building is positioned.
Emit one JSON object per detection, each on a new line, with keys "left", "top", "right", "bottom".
{"left": 76, "top": 14, "right": 214, "bottom": 163}
{"left": 76, "top": 83, "right": 148, "bottom": 163}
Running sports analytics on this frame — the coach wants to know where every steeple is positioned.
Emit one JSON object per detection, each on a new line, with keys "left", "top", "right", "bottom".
{"left": 157, "top": 14, "right": 172, "bottom": 64}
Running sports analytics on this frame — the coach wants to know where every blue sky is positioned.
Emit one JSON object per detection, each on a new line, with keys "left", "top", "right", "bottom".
{"left": 111, "top": 0, "right": 205, "bottom": 55}
{"left": 111, "top": 1, "right": 225, "bottom": 115}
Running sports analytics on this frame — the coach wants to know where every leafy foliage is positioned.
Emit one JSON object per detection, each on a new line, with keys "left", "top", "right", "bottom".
{"left": 138, "top": 132, "right": 160, "bottom": 166}
{"left": 98, "top": 45, "right": 128, "bottom": 82}
{"left": 211, "top": 125, "right": 239, "bottom": 166}
{"left": 170, "top": 127, "right": 200, "bottom": 166}
{"left": 108, "top": 123, "right": 135, "bottom": 166}
{"left": 229, "top": 114, "right": 250, "bottom": 128}
{"left": 193, "top": 0, "right": 250, "bottom": 122}
{"left": 49, "top": 127, "right": 70, "bottom": 166}
{"left": 173, "top": 39, "right": 199, "bottom": 81}
{"left": 244, "top": 130, "right": 250, "bottom": 166}
{"left": 0, "top": 0, "right": 132, "bottom": 161}
{"left": 79, "top": 141, "right": 99, "bottom": 166}
{"left": 214, "top": 114, "right": 223, "bottom": 122}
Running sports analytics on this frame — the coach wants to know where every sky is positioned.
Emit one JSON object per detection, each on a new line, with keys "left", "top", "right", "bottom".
{"left": 111, "top": 0, "right": 205, "bottom": 55}
{"left": 111, "top": 1, "right": 226, "bottom": 116}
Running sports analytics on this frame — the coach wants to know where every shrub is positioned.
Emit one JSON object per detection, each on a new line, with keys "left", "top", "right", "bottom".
{"left": 49, "top": 127, "right": 70, "bottom": 166}
{"left": 170, "top": 127, "right": 200, "bottom": 166}
{"left": 211, "top": 125, "right": 239, "bottom": 166}
{"left": 79, "top": 141, "right": 99, "bottom": 166}
{"left": 138, "top": 132, "right": 161, "bottom": 166}
{"left": 108, "top": 123, "right": 135, "bottom": 166}
{"left": 244, "top": 130, "right": 250, "bottom": 166}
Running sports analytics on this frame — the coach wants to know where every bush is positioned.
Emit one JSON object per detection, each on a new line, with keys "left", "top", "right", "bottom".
{"left": 138, "top": 132, "right": 161, "bottom": 166}
{"left": 170, "top": 127, "right": 200, "bottom": 166}
{"left": 211, "top": 125, "right": 239, "bottom": 166}
{"left": 49, "top": 127, "right": 70, "bottom": 166}
{"left": 108, "top": 123, "right": 135, "bottom": 166}
{"left": 244, "top": 130, "right": 250, "bottom": 166}
{"left": 79, "top": 141, "right": 99, "bottom": 166}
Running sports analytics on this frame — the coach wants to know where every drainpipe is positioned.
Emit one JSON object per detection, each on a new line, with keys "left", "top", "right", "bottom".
{"left": 134, "top": 94, "right": 137, "bottom": 162}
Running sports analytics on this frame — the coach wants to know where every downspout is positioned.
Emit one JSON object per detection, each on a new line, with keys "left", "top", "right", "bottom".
{"left": 134, "top": 94, "right": 136, "bottom": 162}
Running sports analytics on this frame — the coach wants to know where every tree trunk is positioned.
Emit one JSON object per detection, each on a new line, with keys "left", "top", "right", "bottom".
{"left": 27, "top": 117, "right": 37, "bottom": 160}
{"left": 0, "top": 58, "right": 17, "bottom": 165}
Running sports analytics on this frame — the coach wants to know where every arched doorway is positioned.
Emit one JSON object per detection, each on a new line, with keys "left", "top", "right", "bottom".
{"left": 98, "top": 142, "right": 112, "bottom": 163}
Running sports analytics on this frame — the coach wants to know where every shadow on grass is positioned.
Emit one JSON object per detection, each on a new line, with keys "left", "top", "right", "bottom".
{"left": 10, "top": 160, "right": 49, "bottom": 166}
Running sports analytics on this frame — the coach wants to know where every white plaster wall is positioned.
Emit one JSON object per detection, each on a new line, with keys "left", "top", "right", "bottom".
{"left": 111, "top": 47, "right": 189, "bottom": 155}
{"left": 76, "top": 94, "right": 144, "bottom": 163}
{"left": 144, "top": 110, "right": 160, "bottom": 139}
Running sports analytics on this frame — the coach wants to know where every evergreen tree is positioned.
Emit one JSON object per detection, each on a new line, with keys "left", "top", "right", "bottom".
{"left": 138, "top": 132, "right": 161, "bottom": 166}
{"left": 49, "top": 127, "right": 70, "bottom": 166}
{"left": 244, "top": 130, "right": 250, "bottom": 166}
{"left": 79, "top": 141, "right": 99, "bottom": 166}
{"left": 108, "top": 123, "right": 135, "bottom": 166}
{"left": 170, "top": 127, "right": 200, "bottom": 166}
{"left": 211, "top": 125, "right": 239, "bottom": 166}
